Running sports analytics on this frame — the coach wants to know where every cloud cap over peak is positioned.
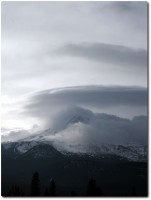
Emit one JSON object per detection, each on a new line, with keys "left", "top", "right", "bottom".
{"left": 22, "top": 85, "right": 147, "bottom": 128}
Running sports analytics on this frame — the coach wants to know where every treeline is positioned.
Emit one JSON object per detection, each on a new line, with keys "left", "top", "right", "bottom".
{"left": 6, "top": 172, "right": 137, "bottom": 197}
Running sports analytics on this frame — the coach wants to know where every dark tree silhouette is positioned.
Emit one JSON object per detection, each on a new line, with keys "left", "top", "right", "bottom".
{"left": 71, "top": 190, "right": 77, "bottom": 196}
{"left": 131, "top": 186, "right": 136, "bottom": 196}
{"left": 8, "top": 185, "right": 24, "bottom": 196}
{"left": 86, "top": 178, "right": 103, "bottom": 196}
{"left": 44, "top": 188, "right": 49, "bottom": 196}
{"left": 95, "top": 186, "right": 103, "bottom": 196}
{"left": 30, "top": 172, "right": 40, "bottom": 196}
{"left": 49, "top": 179, "right": 56, "bottom": 196}
{"left": 87, "top": 178, "right": 96, "bottom": 196}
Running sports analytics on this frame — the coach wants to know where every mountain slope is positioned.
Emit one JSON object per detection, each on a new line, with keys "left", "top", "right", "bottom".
{"left": 2, "top": 106, "right": 148, "bottom": 162}
{"left": 2, "top": 140, "right": 147, "bottom": 162}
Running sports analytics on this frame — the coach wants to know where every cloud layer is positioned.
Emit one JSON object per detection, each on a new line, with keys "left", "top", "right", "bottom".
{"left": 50, "top": 108, "right": 148, "bottom": 150}
{"left": 1, "top": 2, "right": 148, "bottom": 133}
{"left": 2, "top": 2, "right": 148, "bottom": 98}
{"left": 57, "top": 43, "right": 147, "bottom": 68}
{"left": 22, "top": 85, "right": 147, "bottom": 128}
{"left": 2, "top": 106, "right": 148, "bottom": 148}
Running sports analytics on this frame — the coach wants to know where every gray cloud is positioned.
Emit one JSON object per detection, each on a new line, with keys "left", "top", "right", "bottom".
{"left": 50, "top": 107, "right": 148, "bottom": 148}
{"left": 57, "top": 43, "right": 147, "bottom": 68}
{"left": 22, "top": 86, "right": 147, "bottom": 127}
{"left": 2, "top": 2, "right": 147, "bottom": 98}
{"left": 109, "top": 1, "right": 147, "bottom": 13}
{"left": 1, "top": 130, "right": 30, "bottom": 142}
{"left": 111, "top": 2, "right": 137, "bottom": 11}
{"left": 1, "top": 2, "right": 147, "bottom": 132}
{"left": 93, "top": 1, "right": 147, "bottom": 31}
{"left": 2, "top": 107, "right": 148, "bottom": 147}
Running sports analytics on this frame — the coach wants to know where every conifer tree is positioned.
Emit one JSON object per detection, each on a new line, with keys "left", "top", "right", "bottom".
{"left": 8, "top": 185, "right": 24, "bottom": 196}
{"left": 131, "top": 186, "right": 136, "bottom": 196}
{"left": 49, "top": 179, "right": 56, "bottom": 196}
{"left": 86, "top": 178, "right": 103, "bottom": 196}
{"left": 30, "top": 172, "right": 40, "bottom": 196}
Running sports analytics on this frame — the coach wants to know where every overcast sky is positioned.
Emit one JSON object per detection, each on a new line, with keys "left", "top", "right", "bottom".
{"left": 1, "top": 1, "right": 148, "bottom": 131}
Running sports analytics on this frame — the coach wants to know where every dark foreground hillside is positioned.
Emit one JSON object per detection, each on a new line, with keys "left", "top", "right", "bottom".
{"left": 1, "top": 143, "right": 148, "bottom": 196}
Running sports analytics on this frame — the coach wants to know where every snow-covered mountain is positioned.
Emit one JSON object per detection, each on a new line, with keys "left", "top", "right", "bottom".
{"left": 2, "top": 106, "right": 148, "bottom": 162}
{"left": 2, "top": 140, "right": 147, "bottom": 162}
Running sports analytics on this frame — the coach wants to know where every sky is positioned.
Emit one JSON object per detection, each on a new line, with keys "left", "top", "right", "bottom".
{"left": 1, "top": 1, "right": 148, "bottom": 133}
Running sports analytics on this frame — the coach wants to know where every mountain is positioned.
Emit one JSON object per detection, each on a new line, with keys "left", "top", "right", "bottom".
{"left": 2, "top": 139, "right": 147, "bottom": 163}
{"left": 2, "top": 142, "right": 148, "bottom": 196}
{"left": 1, "top": 106, "right": 148, "bottom": 196}
{"left": 2, "top": 106, "right": 148, "bottom": 161}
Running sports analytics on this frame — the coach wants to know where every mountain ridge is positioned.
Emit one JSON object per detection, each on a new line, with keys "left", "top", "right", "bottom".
{"left": 2, "top": 140, "right": 147, "bottom": 162}
{"left": 2, "top": 106, "right": 148, "bottom": 162}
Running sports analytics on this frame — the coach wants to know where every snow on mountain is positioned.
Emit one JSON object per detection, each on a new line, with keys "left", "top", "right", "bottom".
{"left": 63, "top": 144, "right": 147, "bottom": 161}
{"left": 2, "top": 141, "right": 41, "bottom": 154}
{"left": 23, "top": 106, "right": 147, "bottom": 146}
{"left": 2, "top": 106, "right": 148, "bottom": 161}
{"left": 2, "top": 140, "right": 147, "bottom": 162}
